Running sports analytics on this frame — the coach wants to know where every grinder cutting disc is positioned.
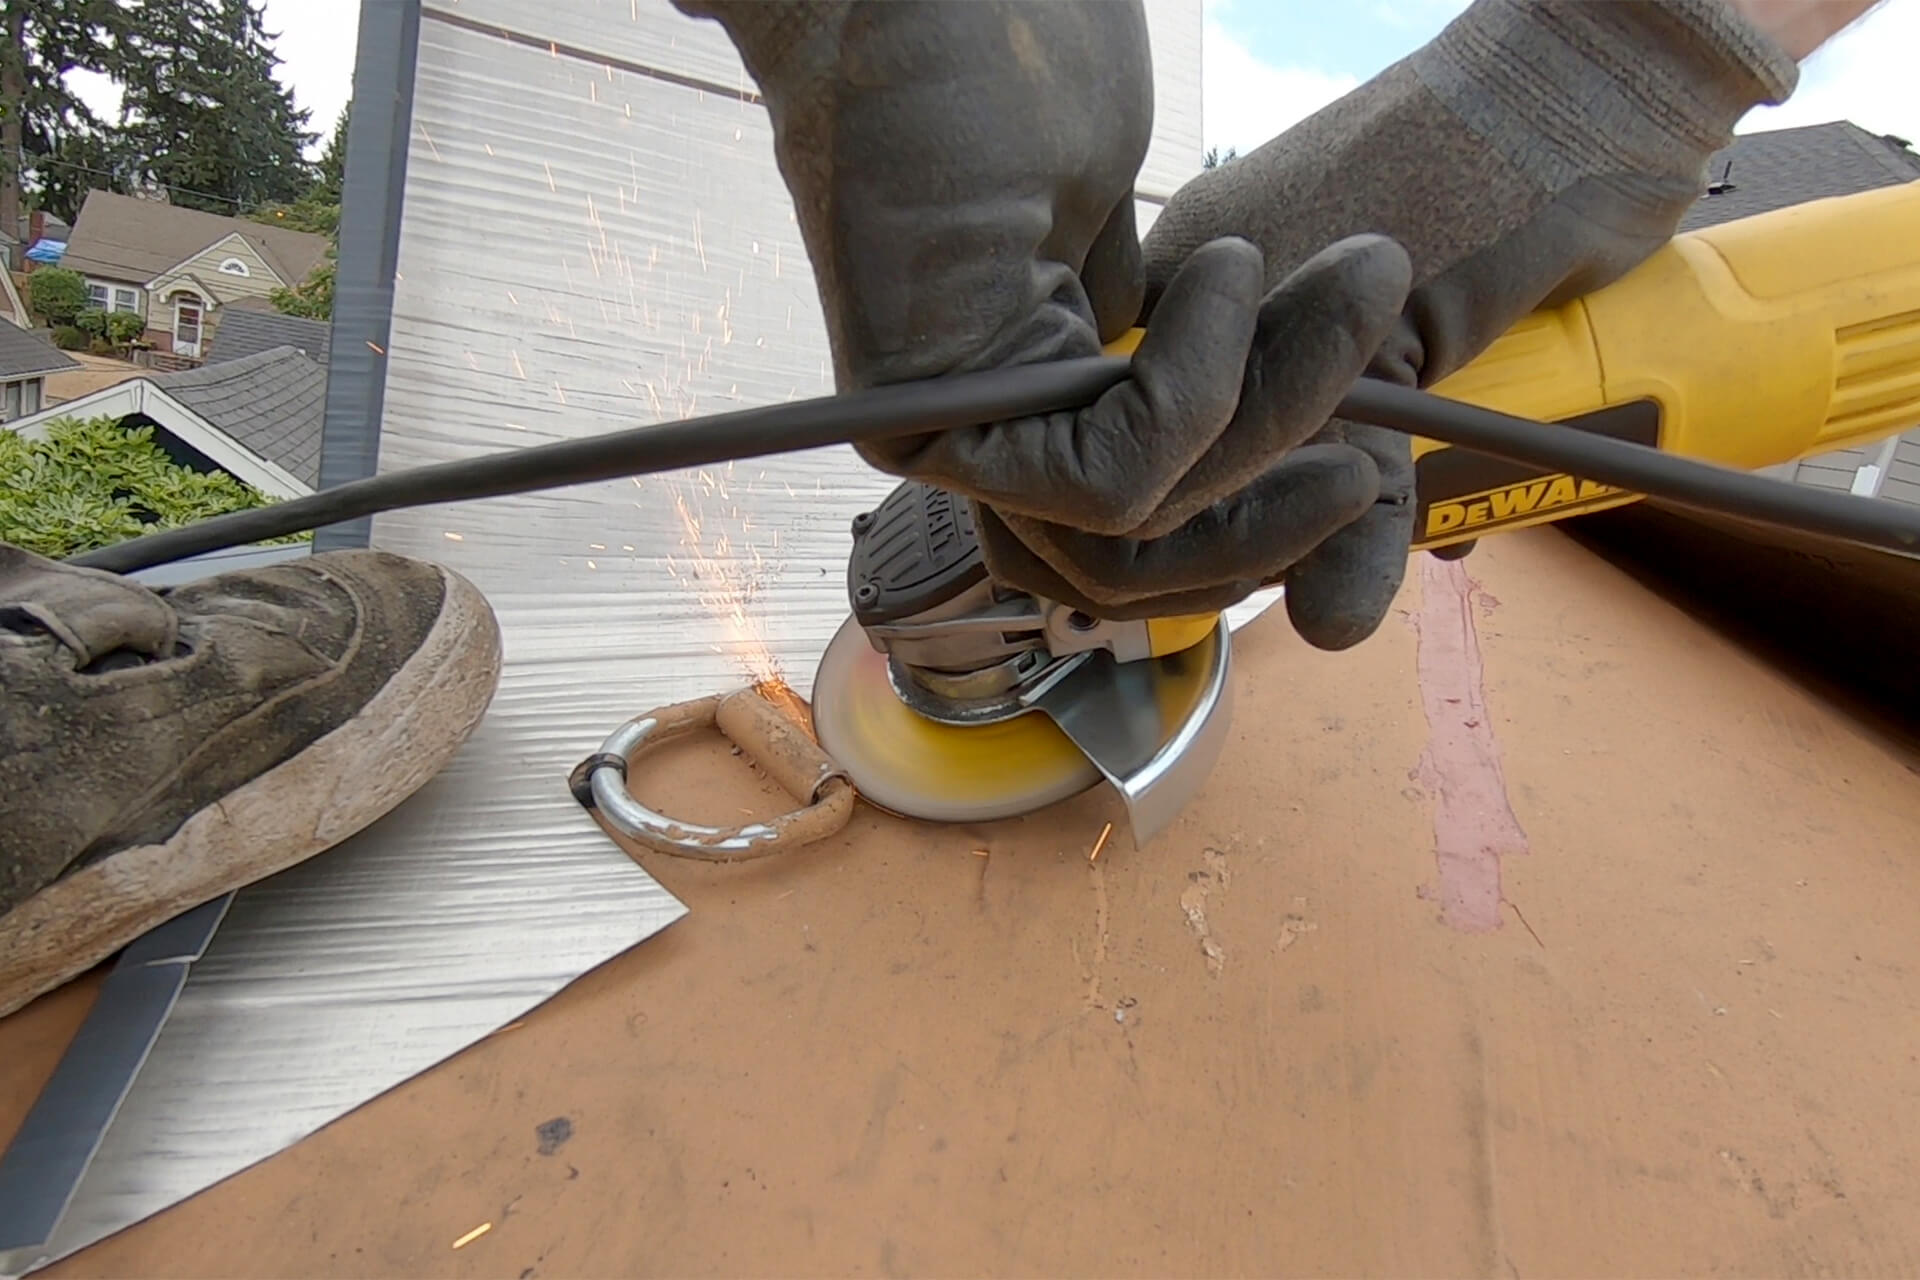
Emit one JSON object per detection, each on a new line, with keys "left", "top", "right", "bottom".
{"left": 810, "top": 614, "right": 1101, "bottom": 824}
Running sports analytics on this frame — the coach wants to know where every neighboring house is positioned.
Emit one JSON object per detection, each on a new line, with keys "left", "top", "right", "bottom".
{"left": 0, "top": 323, "right": 81, "bottom": 423}
{"left": 1682, "top": 121, "right": 1920, "bottom": 506}
{"left": 57, "top": 190, "right": 330, "bottom": 361}
{"left": 207, "top": 300, "right": 331, "bottom": 366}
{"left": 2, "top": 344, "right": 324, "bottom": 497}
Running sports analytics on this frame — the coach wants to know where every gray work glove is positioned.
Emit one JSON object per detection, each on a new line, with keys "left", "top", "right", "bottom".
{"left": 1140, "top": 0, "right": 1798, "bottom": 648}
{"left": 673, "top": 0, "right": 1415, "bottom": 621}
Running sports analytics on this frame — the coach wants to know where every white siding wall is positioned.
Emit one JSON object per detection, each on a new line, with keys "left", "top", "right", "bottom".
{"left": 373, "top": 0, "right": 1208, "bottom": 604}
{"left": 357, "top": 0, "right": 1207, "bottom": 883}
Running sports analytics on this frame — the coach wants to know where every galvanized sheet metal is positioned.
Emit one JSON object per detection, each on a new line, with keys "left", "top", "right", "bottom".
{"left": 13, "top": 1, "right": 1225, "bottom": 1270}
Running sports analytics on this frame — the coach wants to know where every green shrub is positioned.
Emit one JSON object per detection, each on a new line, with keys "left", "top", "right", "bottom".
{"left": 0, "top": 415, "right": 311, "bottom": 559}
{"left": 26, "top": 267, "right": 86, "bottom": 327}
{"left": 106, "top": 311, "right": 146, "bottom": 348}
{"left": 50, "top": 325, "right": 88, "bottom": 350}
{"left": 69, "top": 306, "right": 146, "bottom": 355}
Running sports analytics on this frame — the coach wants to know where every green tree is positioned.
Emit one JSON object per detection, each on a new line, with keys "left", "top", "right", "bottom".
{"left": 117, "top": 0, "right": 316, "bottom": 213}
{"left": 270, "top": 248, "right": 332, "bottom": 320}
{"left": 24, "top": 263, "right": 85, "bottom": 324}
{"left": 1202, "top": 146, "right": 1239, "bottom": 169}
{"left": 0, "top": 0, "right": 137, "bottom": 229}
{"left": 0, "top": 415, "right": 307, "bottom": 559}
{"left": 259, "top": 101, "right": 346, "bottom": 322}
{"left": 32, "top": 124, "right": 135, "bottom": 223}
{"left": 314, "top": 102, "right": 347, "bottom": 202}
{"left": 248, "top": 191, "right": 338, "bottom": 236}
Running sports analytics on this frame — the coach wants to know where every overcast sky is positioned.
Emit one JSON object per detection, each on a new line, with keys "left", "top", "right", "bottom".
{"left": 68, "top": 0, "right": 1916, "bottom": 172}
{"left": 1204, "top": 0, "right": 1918, "bottom": 156}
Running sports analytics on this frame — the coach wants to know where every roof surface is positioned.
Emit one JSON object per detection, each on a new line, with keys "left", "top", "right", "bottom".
{"left": 60, "top": 190, "right": 331, "bottom": 287}
{"left": 151, "top": 345, "right": 326, "bottom": 485}
{"left": 208, "top": 306, "right": 331, "bottom": 367}
{"left": 0, "top": 323, "right": 82, "bottom": 380}
{"left": 1682, "top": 120, "right": 1920, "bottom": 231}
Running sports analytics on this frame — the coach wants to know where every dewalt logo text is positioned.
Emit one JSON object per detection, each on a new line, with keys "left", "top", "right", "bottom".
{"left": 1424, "top": 474, "right": 1623, "bottom": 538}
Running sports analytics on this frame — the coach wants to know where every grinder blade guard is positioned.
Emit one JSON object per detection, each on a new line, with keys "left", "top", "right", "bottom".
{"left": 809, "top": 479, "right": 1235, "bottom": 846}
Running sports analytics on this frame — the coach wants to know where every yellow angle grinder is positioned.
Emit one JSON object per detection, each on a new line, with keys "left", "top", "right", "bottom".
{"left": 809, "top": 179, "right": 1920, "bottom": 844}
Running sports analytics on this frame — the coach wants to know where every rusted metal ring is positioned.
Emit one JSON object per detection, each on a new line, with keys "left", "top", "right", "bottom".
{"left": 571, "top": 685, "right": 854, "bottom": 861}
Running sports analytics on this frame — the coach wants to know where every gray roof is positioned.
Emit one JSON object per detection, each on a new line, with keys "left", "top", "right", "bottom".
{"left": 0, "top": 323, "right": 81, "bottom": 380}
{"left": 208, "top": 306, "right": 331, "bottom": 367}
{"left": 61, "top": 189, "right": 330, "bottom": 286}
{"left": 152, "top": 345, "right": 326, "bottom": 485}
{"left": 1681, "top": 121, "right": 1920, "bottom": 231}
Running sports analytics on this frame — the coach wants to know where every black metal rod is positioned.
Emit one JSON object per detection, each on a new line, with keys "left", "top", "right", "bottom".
{"left": 66, "top": 357, "right": 1920, "bottom": 574}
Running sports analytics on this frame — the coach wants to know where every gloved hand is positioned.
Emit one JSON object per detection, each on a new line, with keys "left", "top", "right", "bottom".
{"left": 672, "top": 0, "right": 1416, "bottom": 621}
{"left": 1140, "top": 0, "right": 1798, "bottom": 648}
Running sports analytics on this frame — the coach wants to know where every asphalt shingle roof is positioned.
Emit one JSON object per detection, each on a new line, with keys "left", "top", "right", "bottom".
{"left": 152, "top": 345, "right": 326, "bottom": 486}
{"left": 208, "top": 306, "right": 331, "bottom": 367}
{"left": 1681, "top": 121, "right": 1920, "bottom": 231}
{"left": 60, "top": 189, "right": 330, "bottom": 286}
{"left": 0, "top": 324, "right": 82, "bottom": 380}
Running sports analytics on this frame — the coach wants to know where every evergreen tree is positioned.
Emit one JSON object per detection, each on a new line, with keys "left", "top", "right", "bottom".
{"left": 0, "top": 0, "right": 135, "bottom": 229}
{"left": 314, "top": 101, "right": 346, "bottom": 202}
{"left": 118, "top": 0, "right": 315, "bottom": 213}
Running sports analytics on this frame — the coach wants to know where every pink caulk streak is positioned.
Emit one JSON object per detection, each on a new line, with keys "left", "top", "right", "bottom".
{"left": 1411, "top": 556, "right": 1528, "bottom": 932}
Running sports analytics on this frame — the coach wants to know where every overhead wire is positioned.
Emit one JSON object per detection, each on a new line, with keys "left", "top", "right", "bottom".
{"left": 63, "top": 356, "right": 1920, "bottom": 575}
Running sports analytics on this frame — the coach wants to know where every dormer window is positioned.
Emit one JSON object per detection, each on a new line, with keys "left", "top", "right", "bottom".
{"left": 218, "top": 257, "right": 251, "bottom": 277}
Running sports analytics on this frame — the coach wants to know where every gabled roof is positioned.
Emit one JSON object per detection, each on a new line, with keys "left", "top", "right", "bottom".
{"left": 3, "top": 344, "right": 322, "bottom": 496}
{"left": 1682, "top": 121, "right": 1920, "bottom": 231}
{"left": 150, "top": 346, "right": 327, "bottom": 486}
{"left": 59, "top": 190, "right": 330, "bottom": 288}
{"left": 0, "top": 323, "right": 81, "bottom": 379}
{"left": 209, "top": 306, "right": 331, "bottom": 367}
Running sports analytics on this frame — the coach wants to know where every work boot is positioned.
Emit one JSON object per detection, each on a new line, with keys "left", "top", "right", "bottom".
{"left": 0, "top": 543, "right": 503, "bottom": 1018}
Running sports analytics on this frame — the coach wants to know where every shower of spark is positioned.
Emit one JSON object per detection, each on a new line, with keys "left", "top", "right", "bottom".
{"left": 482, "top": 85, "right": 821, "bottom": 727}
{"left": 661, "top": 476, "right": 806, "bottom": 723}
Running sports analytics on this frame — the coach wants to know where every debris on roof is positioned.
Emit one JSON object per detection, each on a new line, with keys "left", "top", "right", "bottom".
{"left": 1685, "top": 121, "right": 1920, "bottom": 231}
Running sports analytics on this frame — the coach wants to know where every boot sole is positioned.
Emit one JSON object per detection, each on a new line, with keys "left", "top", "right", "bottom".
{"left": 0, "top": 561, "right": 505, "bottom": 1020}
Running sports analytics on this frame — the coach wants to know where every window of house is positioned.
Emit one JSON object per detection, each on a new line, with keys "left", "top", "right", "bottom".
{"left": 21, "top": 379, "right": 39, "bottom": 416}
{"left": 218, "top": 257, "right": 251, "bottom": 277}
{"left": 2, "top": 381, "right": 20, "bottom": 422}
{"left": 85, "top": 281, "right": 139, "bottom": 313}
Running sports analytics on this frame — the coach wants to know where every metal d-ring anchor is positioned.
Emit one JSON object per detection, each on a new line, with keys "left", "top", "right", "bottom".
{"left": 570, "top": 685, "right": 854, "bottom": 861}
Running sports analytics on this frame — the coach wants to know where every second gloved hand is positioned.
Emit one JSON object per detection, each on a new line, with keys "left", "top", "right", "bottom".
{"left": 673, "top": 0, "right": 1413, "bottom": 619}
{"left": 1141, "top": 0, "right": 1799, "bottom": 648}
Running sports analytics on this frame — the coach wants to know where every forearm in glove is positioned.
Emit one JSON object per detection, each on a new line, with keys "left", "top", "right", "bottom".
{"left": 673, "top": 0, "right": 1416, "bottom": 620}
{"left": 1140, "top": 0, "right": 1799, "bottom": 648}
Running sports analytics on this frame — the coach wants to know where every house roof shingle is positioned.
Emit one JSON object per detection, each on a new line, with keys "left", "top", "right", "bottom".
{"left": 208, "top": 306, "right": 331, "bottom": 367}
{"left": 0, "top": 324, "right": 82, "bottom": 380}
{"left": 1681, "top": 121, "right": 1920, "bottom": 231}
{"left": 60, "top": 190, "right": 331, "bottom": 288}
{"left": 151, "top": 345, "right": 326, "bottom": 485}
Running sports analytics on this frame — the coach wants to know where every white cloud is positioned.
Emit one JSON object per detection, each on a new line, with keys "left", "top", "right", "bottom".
{"left": 1200, "top": 15, "right": 1359, "bottom": 157}
{"left": 1736, "top": 0, "right": 1920, "bottom": 142}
